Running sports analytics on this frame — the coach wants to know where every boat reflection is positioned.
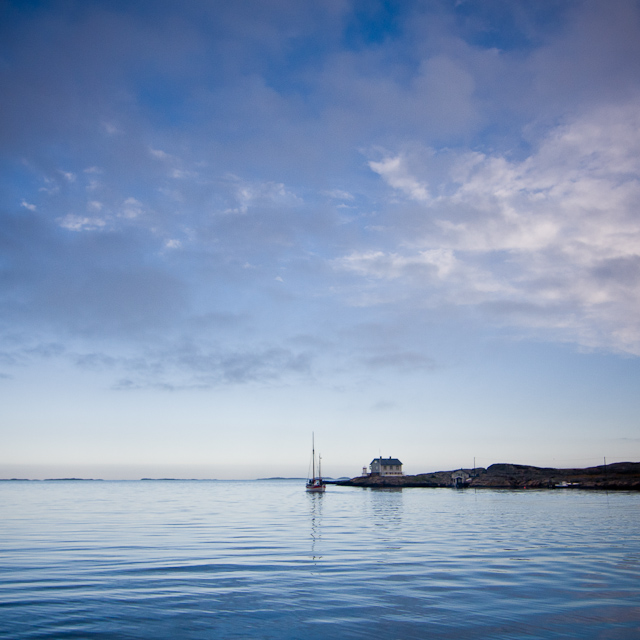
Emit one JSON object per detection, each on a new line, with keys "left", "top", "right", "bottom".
{"left": 308, "top": 491, "right": 323, "bottom": 563}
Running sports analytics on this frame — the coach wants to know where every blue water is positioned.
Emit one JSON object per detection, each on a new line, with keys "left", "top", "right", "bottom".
{"left": 1, "top": 481, "right": 639, "bottom": 639}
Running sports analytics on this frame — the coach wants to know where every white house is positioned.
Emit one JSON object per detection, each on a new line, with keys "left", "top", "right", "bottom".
{"left": 370, "top": 457, "right": 403, "bottom": 476}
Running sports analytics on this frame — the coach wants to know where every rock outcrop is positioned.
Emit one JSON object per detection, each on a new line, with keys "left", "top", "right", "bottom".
{"left": 337, "top": 462, "right": 640, "bottom": 490}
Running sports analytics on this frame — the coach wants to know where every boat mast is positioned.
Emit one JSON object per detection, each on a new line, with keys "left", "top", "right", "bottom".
{"left": 312, "top": 432, "right": 315, "bottom": 480}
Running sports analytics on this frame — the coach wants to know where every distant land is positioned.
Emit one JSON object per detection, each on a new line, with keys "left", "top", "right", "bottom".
{"left": 3, "top": 465, "right": 639, "bottom": 487}
{"left": 2, "top": 476, "right": 318, "bottom": 482}
{"left": 338, "top": 462, "right": 640, "bottom": 490}
{"left": 140, "top": 478, "right": 215, "bottom": 481}
{"left": 257, "top": 477, "right": 307, "bottom": 481}
{"left": 0, "top": 478, "right": 105, "bottom": 482}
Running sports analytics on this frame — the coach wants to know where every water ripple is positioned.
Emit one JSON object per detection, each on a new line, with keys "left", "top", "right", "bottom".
{"left": 1, "top": 481, "right": 639, "bottom": 639}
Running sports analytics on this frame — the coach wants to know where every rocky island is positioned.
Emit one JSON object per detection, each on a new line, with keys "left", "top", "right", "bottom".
{"left": 336, "top": 462, "right": 640, "bottom": 491}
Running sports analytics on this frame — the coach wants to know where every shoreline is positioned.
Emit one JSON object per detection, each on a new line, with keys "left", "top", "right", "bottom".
{"left": 337, "top": 462, "right": 640, "bottom": 491}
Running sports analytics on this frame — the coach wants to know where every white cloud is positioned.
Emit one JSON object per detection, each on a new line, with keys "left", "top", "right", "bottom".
{"left": 369, "top": 155, "right": 430, "bottom": 202}
{"left": 149, "top": 148, "right": 171, "bottom": 160}
{"left": 20, "top": 200, "right": 36, "bottom": 211}
{"left": 336, "top": 248, "right": 457, "bottom": 281}
{"left": 58, "top": 215, "right": 107, "bottom": 231}
{"left": 224, "top": 177, "right": 303, "bottom": 214}
{"left": 171, "top": 168, "right": 197, "bottom": 179}
{"left": 121, "top": 197, "right": 144, "bottom": 219}
{"left": 324, "top": 189, "right": 355, "bottom": 201}
{"left": 349, "top": 104, "right": 640, "bottom": 354}
{"left": 38, "top": 176, "right": 59, "bottom": 195}
{"left": 102, "top": 122, "right": 120, "bottom": 135}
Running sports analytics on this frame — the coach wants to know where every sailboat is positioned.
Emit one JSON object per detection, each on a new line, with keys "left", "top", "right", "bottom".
{"left": 306, "top": 433, "right": 326, "bottom": 492}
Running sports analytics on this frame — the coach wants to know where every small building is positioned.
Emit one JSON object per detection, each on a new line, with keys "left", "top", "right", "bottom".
{"left": 451, "top": 470, "right": 470, "bottom": 487}
{"left": 370, "top": 457, "right": 403, "bottom": 476}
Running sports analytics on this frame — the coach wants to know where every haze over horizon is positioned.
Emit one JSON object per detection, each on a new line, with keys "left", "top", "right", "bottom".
{"left": 2, "top": 0, "right": 640, "bottom": 480}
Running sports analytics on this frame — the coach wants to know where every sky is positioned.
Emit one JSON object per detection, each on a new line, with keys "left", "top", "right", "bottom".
{"left": 1, "top": 0, "right": 640, "bottom": 479}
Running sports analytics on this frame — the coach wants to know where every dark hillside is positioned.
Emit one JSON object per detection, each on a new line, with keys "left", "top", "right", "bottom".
{"left": 338, "top": 462, "right": 640, "bottom": 490}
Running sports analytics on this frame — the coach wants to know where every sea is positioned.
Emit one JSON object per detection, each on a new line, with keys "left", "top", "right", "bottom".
{"left": 1, "top": 480, "right": 639, "bottom": 639}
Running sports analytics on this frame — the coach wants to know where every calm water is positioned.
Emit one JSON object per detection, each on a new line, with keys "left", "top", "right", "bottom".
{"left": 1, "top": 481, "right": 639, "bottom": 639}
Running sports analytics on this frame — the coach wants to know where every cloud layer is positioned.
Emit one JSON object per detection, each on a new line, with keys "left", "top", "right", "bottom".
{"left": 339, "top": 102, "right": 640, "bottom": 354}
{"left": 1, "top": 0, "right": 640, "bottom": 392}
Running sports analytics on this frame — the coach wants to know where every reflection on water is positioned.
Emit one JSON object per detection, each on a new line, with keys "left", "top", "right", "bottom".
{"left": 369, "top": 486, "right": 404, "bottom": 522}
{"left": 1, "top": 481, "right": 639, "bottom": 640}
{"left": 368, "top": 487, "right": 404, "bottom": 558}
{"left": 308, "top": 491, "right": 323, "bottom": 563}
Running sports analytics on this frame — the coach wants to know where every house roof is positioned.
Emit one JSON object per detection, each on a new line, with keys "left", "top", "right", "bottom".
{"left": 371, "top": 457, "right": 402, "bottom": 466}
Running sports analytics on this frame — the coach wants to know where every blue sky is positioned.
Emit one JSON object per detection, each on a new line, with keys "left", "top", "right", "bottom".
{"left": 2, "top": 0, "right": 640, "bottom": 479}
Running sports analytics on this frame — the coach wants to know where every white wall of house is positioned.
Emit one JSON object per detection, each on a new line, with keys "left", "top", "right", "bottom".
{"left": 370, "top": 458, "right": 403, "bottom": 476}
